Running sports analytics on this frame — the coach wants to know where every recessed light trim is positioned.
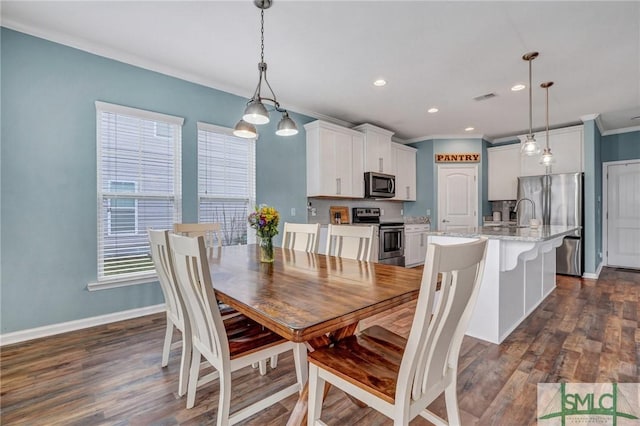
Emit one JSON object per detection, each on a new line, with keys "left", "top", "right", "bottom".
{"left": 511, "top": 84, "right": 526, "bottom": 91}
{"left": 373, "top": 79, "right": 387, "bottom": 87}
{"left": 465, "top": 127, "right": 474, "bottom": 132}
{"left": 428, "top": 107, "right": 439, "bottom": 113}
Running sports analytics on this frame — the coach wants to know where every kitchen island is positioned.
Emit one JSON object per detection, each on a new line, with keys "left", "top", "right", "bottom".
{"left": 427, "top": 225, "right": 580, "bottom": 344}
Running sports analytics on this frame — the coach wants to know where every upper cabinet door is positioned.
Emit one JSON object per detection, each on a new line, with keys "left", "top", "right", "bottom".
{"left": 488, "top": 144, "right": 520, "bottom": 200}
{"left": 353, "top": 123, "right": 395, "bottom": 174}
{"left": 519, "top": 125, "right": 584, "bottom": 177}
{"left": 305, "top": 120, "right": 365, "bottom": 198}
{"left": 392, "top": 143, "right": 417, "bottom": 201}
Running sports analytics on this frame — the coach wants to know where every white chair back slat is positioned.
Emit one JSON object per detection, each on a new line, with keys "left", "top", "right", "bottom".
{"left": 149, "top": 230, "right": 185, "bottom": 327}
{"left": 282, "top": 222, "right": 321, "bottom": 253}
{"left": 326, "top": 224, "right": 375, "bottom": 261}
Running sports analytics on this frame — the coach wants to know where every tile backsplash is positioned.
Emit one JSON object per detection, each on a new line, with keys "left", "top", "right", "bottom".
{"left": 307, "top": 198, "right": 404, "bottom": 224}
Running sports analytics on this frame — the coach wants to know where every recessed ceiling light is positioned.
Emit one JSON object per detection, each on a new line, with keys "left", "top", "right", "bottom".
{"left": 373, "top": 79, "right": 387, "bottom": 87}
{"left": 465, "top": 127, "right": 475, "bottom": 132}
{"left": 511, "top": 84, "right": 526, "bottom": 91}
{"left": 428, "top": 107, "right": 439, "bottom": 113}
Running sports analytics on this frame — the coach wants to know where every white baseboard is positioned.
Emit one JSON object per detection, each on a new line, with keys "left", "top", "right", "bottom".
{"left": 582, "top": 261, "right": 603, "bottom": 280}
{"left": 0, "top": 304, "right": 165, "bottom": 347}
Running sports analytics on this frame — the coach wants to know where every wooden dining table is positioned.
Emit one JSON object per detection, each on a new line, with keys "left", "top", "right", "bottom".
{"left": 206, "top": 244, "right": 423, "bottom": 425}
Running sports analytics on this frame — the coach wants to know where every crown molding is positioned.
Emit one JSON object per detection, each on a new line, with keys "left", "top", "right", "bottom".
{"left": 601, "top": 125, "right": 640, "bottom": 136}
{"left": 404, "top": 133, "right": 488, "bottom": 144}
{"left": 580, "top": 113, "right": 605, "bottom": 134}
{"left": 2, "top": 21, "right": 354, "bottom": 129}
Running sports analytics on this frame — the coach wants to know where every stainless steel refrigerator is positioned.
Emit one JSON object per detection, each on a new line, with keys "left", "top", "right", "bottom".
{"left": 517, "top": 172, "right": 583, "bottom": 276}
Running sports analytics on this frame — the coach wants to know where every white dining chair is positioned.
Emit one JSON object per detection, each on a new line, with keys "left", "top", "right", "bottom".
{"left": 282, "top": 222, "right": 321, "bottom": 253}
{"left": 148, "top": 229, "right": 191, "bottom": 397}
{"left": 174, "top": 223, "right": 242, "bottom": 322}
{"left": 169, "top": 233, "right": 307, "bottom": 423}
{"left": 307, "top": 238, "right": 488, "bottom": 426}
{"left": 174, "top": 222, "right": 223, "bottom": 249}
{"left": 325, "top": 224, "right": 376, "bottom": 261}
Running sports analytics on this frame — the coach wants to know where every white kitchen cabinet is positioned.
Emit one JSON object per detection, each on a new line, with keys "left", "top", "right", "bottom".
{"left": 305, "top": 120, "right": 364, "bottom": 198}
{"left": 404, "top": 224, "right": 430, "bottom": 267}
{"left": 519, "top": 125, "right": 584, "bottom": 177}
{"left": 391, "top": 143, "right": 417, "bottom": 201}
{"left": 487, "top": 144, "right": 520, "bottom": 200}
{"left": 353, "top": 123, "right": 395, "bottom": 174}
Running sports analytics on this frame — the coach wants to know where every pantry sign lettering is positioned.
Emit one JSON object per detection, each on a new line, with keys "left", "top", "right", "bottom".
{"left": 435, "top": 153, "right": 480, "bottom": 163}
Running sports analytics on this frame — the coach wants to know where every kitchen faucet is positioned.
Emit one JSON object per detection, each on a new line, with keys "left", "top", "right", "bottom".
{"left": 514, "top": 197, "right": 536, "bottom": 220}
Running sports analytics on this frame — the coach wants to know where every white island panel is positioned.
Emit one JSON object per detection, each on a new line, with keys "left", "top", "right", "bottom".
{"left": 427, "top": 225, "right": 578, "bottom": 344}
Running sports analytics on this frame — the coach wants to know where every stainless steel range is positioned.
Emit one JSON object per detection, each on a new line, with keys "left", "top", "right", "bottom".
{"left": 352, "top": 207, "right": 405, "bottom": 266}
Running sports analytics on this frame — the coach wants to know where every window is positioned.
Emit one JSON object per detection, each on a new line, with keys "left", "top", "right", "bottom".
{"left": 197, "top": 122, "right": 255, "bottom": 246}
{"left": 94, "top": 101, "right": 183, "bottom": 287}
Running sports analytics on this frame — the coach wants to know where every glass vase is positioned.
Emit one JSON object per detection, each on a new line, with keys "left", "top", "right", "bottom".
{"left": 259, "top": 236, "right": 274, "bottom": 263}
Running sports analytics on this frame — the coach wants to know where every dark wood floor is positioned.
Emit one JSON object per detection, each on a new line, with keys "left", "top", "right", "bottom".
{"left": 1, "top": 267, "right": 638, "bottom": 425}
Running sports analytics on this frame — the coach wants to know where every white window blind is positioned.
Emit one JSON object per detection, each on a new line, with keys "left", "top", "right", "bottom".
{"left": 95, "top": 101, "right": 183, "bottom": 286}
{"left": 197, "top": 122, "right": 255, "bottom": 246}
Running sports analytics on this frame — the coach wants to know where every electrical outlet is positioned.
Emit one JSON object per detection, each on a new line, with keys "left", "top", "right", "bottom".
{"left": 400, "top": 208, "right": 404, "bottom": 216}
{"left": 290, "top": 207, "right": 296, "bottom": 216}
{"left": 311, "top": 207, "right": 317, "bottom": 216}
{"left": 426, "top": 209, "right": 431, "bottom": 216}
{"left": 381, "top": 209, "right": 385, "bottom": 216}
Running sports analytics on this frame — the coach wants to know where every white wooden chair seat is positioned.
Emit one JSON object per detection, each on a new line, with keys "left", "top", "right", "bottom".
{"left": 308, "top": 238, "right": 488, "bottom": 426}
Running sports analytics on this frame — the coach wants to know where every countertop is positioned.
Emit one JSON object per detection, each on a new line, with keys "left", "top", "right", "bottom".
{"left": 426, "top": 225, "right": 580, "bottom": 242}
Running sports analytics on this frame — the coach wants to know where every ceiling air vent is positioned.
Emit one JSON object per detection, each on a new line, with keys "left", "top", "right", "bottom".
{"left": 473, "top": 93, "right": 497, "bottom": 101}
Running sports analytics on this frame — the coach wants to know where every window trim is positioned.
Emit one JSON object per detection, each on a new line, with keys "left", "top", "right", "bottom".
{"left": 93, "top": 101, "right": 183, "bottom": 290}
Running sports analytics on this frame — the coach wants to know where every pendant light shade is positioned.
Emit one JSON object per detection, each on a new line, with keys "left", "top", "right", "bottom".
{"left": 234, "top": 0, "right": 298, "bottom": 139}
{"left": 276, "top": 112, "right": 299, "bottom": 136}
{"left": 233, "top": 119, "right": 258, "bottom": 139}
{"left": 539, "top": 81, "right": 555, "bottom": 167}
{"left": 243, "top": 98, "right": 270, "bottom": 125}
{"left": 521, "top": 52, "right": 541, "bottom": 156}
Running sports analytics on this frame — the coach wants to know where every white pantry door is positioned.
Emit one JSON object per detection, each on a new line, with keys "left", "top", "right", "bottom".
{"left": 605, "top": 160, "right": 640, "bottom": 269}
{"left": 437, "top": 164, "right": 478, "bottom": 231}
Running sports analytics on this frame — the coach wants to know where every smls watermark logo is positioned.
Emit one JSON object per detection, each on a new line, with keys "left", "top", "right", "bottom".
{"left": 538, "top": 383, "right": 640, "bottom": 425}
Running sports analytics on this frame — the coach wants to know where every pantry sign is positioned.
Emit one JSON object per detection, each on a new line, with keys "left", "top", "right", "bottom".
{"left": 435, "top": 153, "right": 480, "bottom": 163}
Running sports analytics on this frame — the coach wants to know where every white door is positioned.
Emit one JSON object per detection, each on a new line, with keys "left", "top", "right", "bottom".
{"left": 437, "top": 164, "right": 478, "bottom": 231}
{"left": 605, "top": 160, "right": 640, "bottom": 269}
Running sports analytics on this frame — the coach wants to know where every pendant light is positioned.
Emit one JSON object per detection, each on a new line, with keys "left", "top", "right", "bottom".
{"left": 540, "top": 81, "right": 555, "bottom": 168}
{"left": 521, "top": 52, "right": 541, "bottom": 156}
{"left": 233, "top": 0, "right": 298, "bottom": 139}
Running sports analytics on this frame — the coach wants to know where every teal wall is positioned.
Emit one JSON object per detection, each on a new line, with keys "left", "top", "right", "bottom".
{"left": 0, "top": 28, "right": 313, "bottom": 334}
{"left": 601, "top": 131, "right": 640, "bottom": 162}
{"left": 404, "top": 140, "right": 434, "bottom": 217}
{"left": 583, "top": 120, "right": 602, "bottom": 274}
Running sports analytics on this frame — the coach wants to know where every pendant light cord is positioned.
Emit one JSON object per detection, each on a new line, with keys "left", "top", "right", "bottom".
{"left": 545, "top": 85, "right": 550, "bottom": 149}
{"left": 260, "top": 9, "right": 265, "bottom": 64}
{"left": 528, "top": 58, "right": 533, "bottom": 136}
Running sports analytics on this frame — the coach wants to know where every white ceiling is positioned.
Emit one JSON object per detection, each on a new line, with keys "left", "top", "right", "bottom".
{"left": 2, "top": 1, "right": 639, "bottom": 142}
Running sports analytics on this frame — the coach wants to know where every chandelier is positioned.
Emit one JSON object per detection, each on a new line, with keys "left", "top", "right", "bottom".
{"left": 233, "top": 0, "right": 298, "bottom": 139}
{"left": 540, "top": 81, "right": 555, "bottom": 168}
{"left": 521, "top": 52, "right": 541, "bottom": 156}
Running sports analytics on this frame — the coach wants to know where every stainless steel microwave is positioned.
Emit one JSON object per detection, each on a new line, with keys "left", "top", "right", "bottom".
{"left": 364, "top": 172, "right": 395, "bottom": 198}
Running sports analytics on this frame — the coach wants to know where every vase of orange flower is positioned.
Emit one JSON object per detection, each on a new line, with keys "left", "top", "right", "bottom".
{"left": 248, "top": 204, "right": 280, "bottom": 263}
